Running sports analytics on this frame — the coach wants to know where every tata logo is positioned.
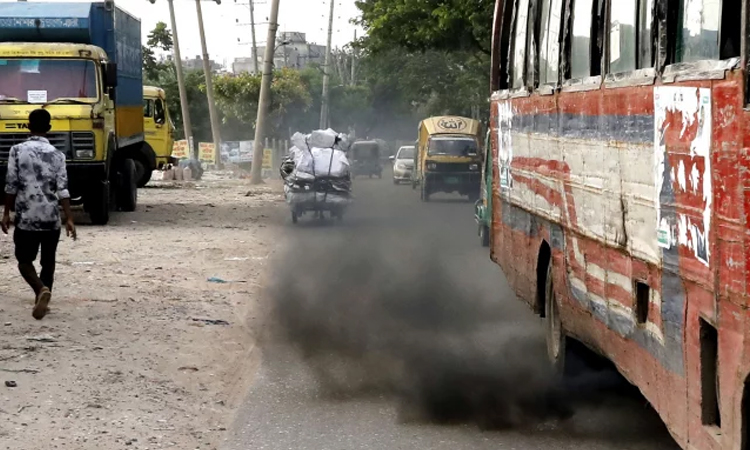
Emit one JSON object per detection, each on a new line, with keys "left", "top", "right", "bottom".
{"left": 438, "top": 118, "right": 466, "bottom": 130}
{"left": 4, "top": 123, "right": 29, "bottom": 130}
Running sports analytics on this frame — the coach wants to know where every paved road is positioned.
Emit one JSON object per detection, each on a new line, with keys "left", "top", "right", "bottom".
{"left": 222, "top": 170, "right": 681, "bottom": 450}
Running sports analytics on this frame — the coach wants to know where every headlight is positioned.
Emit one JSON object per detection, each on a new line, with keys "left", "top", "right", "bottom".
{"left": 469, "top": 164, "right": 479, "bottom": 171}
{"left": 427, "top": 162, "right": 437, "bottom": 170}
{"left": 396, "top": 163, "right": 406, "bottom": 170}
{"left": 75, "top": 150, "right": 95, "bottom": 159}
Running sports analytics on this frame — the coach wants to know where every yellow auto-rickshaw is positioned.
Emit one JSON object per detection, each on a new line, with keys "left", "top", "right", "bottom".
{"left": 412, "top": 116, "right": 482, "bottom": 202}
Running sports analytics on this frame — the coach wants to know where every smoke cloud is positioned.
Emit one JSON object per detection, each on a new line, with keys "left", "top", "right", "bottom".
{"left": 264, "top": 225, "right": 623, "bottom": 430}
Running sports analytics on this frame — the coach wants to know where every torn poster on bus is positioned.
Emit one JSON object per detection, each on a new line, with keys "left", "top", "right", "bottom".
{"left": 654, "top": 86, "right": 712, "bottom": 266}
{"left": 497, "top": 101, "right": 514, "bottom": 191}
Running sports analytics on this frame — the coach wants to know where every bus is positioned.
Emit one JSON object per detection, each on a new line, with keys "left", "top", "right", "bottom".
{"left": 489, "top": 0, "right": 746, "bottom": 448}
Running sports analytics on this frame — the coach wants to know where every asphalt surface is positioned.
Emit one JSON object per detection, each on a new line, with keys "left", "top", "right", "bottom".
{"left": 222, "top": 168, "right": 681, "bottom": 450}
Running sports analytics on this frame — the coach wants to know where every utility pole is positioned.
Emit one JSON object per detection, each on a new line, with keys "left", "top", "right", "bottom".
{"left": 250, "top": 0, "right": 280, "bottom": 184}
{"left": 249, "top": 0, "right": 259, "bottom": 73}
{"left": 162, "top": 0, "right": 194, "bottom": 157}
{"left": 350, "top": 30, "right": 356, "bottom": 86}
{"left": 195, "top": 0, "right": 223, "bottom": 169}
{"left": 319, "top": 0, "right": 335, "bottom": 129}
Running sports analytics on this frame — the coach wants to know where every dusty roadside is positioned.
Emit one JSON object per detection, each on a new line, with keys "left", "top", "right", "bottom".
{"left": 0, "top": 172, "right": 284, "bottom": 450}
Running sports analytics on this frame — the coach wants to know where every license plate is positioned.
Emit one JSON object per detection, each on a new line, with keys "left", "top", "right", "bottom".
{"left": 445, "top": 177, "right": 459, "bottom": 184}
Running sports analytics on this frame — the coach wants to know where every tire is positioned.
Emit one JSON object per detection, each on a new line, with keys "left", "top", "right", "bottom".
{"left": 412, "top": 179, "right": 417, "bottom": 190}
{"left": 134, "top": 159, "right": 152, "bottom": 188}
{"left": 117, "top": 158, "right": 138, "bottom": 212}
{"left": 545, "top": 261, "right": 567, "bottom": 374}
{"left": 393, "top": 178, "right": 399, "bottom": 185}
{"left": 480, "top": 224, "right": 490, "bottom": 247}
{"left": 291, "top": 211, "right": 298, "bottom": 224}
{"left": 86, "top": 182, "right": 110, "bottom": 225}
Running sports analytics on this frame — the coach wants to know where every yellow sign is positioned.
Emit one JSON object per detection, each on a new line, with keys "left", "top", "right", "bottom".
{"left": 199, "top": 142, "right": 216, "bottom": 164}
{"left": 262, "top": 148, "right": 272, "bottom": 169}
{"left": 172, "top": 140, "right": 189, "bottom": 160}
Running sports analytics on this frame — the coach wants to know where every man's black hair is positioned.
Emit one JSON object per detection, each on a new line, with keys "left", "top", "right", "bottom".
{"left": 28, "top": 109, "right": 51, "bottom": 134}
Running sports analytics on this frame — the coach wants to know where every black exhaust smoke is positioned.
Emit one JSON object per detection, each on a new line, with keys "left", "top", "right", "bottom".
{"left": 266, "top": 229, "right": 618, "bottom": 430}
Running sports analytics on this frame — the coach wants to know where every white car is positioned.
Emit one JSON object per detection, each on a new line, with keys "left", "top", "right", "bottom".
{"left": 390, "top": 145, "right": 415, "bottom": 184}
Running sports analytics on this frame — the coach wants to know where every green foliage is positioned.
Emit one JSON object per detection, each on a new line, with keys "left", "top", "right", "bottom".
{"left": 147, "top": 22, "right": 174, "bottom": 52}
{"left": 355, "top": 0, "right": 495, "bottom": 55}
{"left": 212, "top": 68, "right": 312, "bottom": 140}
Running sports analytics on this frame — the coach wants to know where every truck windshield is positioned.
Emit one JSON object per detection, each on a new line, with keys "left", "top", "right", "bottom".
{"left": 428, "top": 138, "right": 478, "bottom": 156}
{"left": 0, "top": 59, "right": 98, "bottom": 103}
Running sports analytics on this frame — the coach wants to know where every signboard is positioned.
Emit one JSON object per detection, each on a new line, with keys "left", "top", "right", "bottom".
{"left": 221, "top": 140, "right": 254, "bottom": 164}
{"left": 262, "top": 148, "right": 272, "bottom": 169}
{"left": 172, "top": 139, "right": 189, "bottom": 160}
{"left": 199, "top": 142, "right": 216, "bottom": 165}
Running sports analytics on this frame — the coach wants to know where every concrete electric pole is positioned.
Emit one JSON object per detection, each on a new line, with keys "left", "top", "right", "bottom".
{"left": 250, "top": 0, "right": 280, "bottom": 184}
{"left": 249, "top": 0, "right": 259, "bottom": 74}
{"left": 151, "top": 0, "right": 195, "bottom": 157}
{"left": 319, "top": 0, "right": 335, "bottom": 130}
{"left": 195, "top": 0, "right": 224, "bottom": 169}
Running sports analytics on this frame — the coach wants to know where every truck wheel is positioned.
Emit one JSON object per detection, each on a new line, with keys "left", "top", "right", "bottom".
{"left": 117, "top": 158, "right": 138, "bottom": 212}
{"left": 86, "top": 182, "right": 110, "bottom": 225}
{"left": 479, "top": 224, "right": 490, "bottom": 247}
{"left": 134, "top": 160, "right": 152, "bottom": 188}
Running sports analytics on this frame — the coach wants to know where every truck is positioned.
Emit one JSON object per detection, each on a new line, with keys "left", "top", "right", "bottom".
{"left": 142, "top": 85, "right": 176, "bottom": 187}
{"left": 0, "top": 1, "right": 153, "bottom": 225}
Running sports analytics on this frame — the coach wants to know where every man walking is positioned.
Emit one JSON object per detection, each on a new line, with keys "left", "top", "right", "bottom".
{"left": 2, "top": 109, "right": 76, "bottom": 320}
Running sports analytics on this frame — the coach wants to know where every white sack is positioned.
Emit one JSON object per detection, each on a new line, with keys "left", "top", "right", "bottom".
{"left": 310, "top": 147, "right": 350, "bottom": 178}
{"left": 309, "top": 128, "right": 337, "bottom": 148}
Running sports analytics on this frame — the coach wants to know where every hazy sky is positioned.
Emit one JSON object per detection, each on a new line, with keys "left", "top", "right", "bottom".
{"left": 31, "top": 0, "right": 363, "bottom": 65}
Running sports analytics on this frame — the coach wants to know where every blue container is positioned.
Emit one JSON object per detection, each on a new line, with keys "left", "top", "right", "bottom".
{"left": 0, "top": 2, "right": 143, "bottom": 130}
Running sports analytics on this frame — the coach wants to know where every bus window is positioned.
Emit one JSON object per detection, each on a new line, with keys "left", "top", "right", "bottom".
{"left": 570, "top": 0, "right": 595, "bottom": 79}
{"left": 719, "top": 0, "right": 741, "bottom": 60}
{"left": 677, "top": 0, "right": 739, "bottom": 62}
{"left": 512, "top": 0, "right": 531, "bottom": 88}
{"left": 609, "top": 0, "right": 637, "bottom": 72}
{"left": 539, "top": 0, "right": 563, "bottom": 85}
{"left": 610, "top": 0, "right": 654, "bottom": 73}
{"left": 638, "top": 0, "right": 654, "bottom": 67}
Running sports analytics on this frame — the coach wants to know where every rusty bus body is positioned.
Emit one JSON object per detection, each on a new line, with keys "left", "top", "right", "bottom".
{"left": 489, "top": 0, "right": 749, "bottom": 448}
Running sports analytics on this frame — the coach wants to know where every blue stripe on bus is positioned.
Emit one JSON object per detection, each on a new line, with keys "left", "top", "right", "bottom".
{"left": 511, "top": 113, "right": 653, "bottom": 144}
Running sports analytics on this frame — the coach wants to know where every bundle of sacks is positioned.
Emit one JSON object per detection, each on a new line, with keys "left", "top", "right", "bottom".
{"left": 280, "top": 128, "right": 353, "bottom": 206}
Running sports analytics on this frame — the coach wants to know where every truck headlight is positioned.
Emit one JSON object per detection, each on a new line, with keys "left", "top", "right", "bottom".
{"left": 75, "top": 150, "right": 95, "bottom": 159}
{"left": 469, "top": 164, "right": 479, "bottom": 171}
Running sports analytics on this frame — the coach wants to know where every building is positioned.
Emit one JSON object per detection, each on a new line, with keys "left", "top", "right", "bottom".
{"left": 233, "top": 32, "right": 326, "bottom": 74}
{"left": 182, "top": 55, "right": 223, "bottom": 73}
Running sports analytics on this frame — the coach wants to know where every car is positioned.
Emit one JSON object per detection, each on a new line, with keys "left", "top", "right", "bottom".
{"left": 390, "top": 145, "right": 415, "bottom": 184}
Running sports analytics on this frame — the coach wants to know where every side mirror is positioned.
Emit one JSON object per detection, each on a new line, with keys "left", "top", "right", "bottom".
{"left": 389, "top": 155, "right": 395, "bottom": 161}
{"left": 104, "top": 62, "right": 118, "bottom": 88}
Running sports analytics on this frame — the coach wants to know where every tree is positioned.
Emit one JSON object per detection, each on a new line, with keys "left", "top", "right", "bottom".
{"left": 147, "top": 21, "right": 174, "bottom": 52}
{"left": 212, "top": 68, "right": 313, "bottom": 140}
{"left": 355, "top": 0, "right": 495, "bottom": 55}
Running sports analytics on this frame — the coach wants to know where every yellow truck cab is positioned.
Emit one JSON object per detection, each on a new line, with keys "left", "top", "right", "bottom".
{"left": 143, "top": 85, "right": 175, "bottom": 185}
{"left": 0, "top": 2, "right": 153, "bottom": 225}
{"left": 413, "top": 116, "right": 482, "bottom": 202}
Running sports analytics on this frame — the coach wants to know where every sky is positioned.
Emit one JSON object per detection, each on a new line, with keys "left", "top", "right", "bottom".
{"left": 27, "top": 0, "right": 363, "bottom": 66}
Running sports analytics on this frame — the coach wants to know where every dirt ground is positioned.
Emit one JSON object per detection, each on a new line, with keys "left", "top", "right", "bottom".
{"left": 0, "top": 171, "right": 283, "bottom": 450}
